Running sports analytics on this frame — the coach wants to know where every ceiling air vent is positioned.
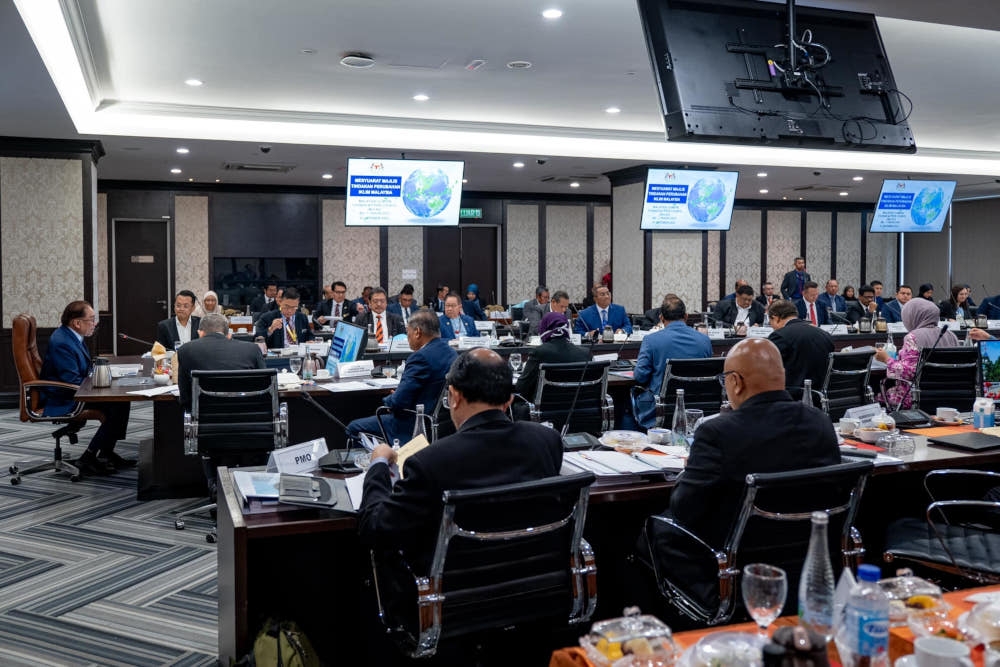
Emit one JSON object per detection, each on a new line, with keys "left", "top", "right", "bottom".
{"left": 539, "top": 174, "right": 604, "bottom": 184}
{"left": 222, "top": 162, "right": 296, "bottom": 174}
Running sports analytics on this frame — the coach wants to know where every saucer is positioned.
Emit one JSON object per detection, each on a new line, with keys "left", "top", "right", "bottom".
{"left": 895, "top": 655, "right": 916, "bottom": 667}
{"left": 932, "top": 417, "right": 964, "bottom": 426}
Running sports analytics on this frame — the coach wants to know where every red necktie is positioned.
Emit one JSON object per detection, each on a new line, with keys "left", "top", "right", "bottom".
{"left": 375, "top": 315, "right": 384, "bottom": 343}
{"left": 809, "top": 302, "right": 817, "bottom": 325}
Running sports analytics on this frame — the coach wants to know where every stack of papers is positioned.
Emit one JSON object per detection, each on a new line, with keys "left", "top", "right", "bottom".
{"left": 563, "top": 451, "right": 664, "bottom": 477}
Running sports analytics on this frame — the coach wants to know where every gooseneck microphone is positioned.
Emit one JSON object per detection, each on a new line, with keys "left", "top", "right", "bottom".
{"left": 119, "top": 333, "right": 156, "bottom": 347}
{"left": 826, "top": 308, "right": 853, "bottom": 333}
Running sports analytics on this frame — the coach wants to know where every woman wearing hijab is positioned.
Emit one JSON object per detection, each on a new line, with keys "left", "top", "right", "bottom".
{"left": 193, "top": 290, "right": 224, "bottom": 318}
{"left": 462, "top": 283, "right": 487, "bottom": 320}
{"left": 514, "top": 311, "right": 590, "bottom": 401}
{"left": 876, "top": 297, "right": 958, "bottom": 409}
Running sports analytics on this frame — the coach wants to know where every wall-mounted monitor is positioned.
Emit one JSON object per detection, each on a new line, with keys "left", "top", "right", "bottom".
{"left": 640, "top": 168, "right": 739, "bottom": 231}
{"left": 326, "top": 320, "right": 368, "bottom": 372}
{"left": 869, "top": 180, "right": 956, "bottom": 233}
{"left": 346, "top": 158, "right": 465, "bottom": 226}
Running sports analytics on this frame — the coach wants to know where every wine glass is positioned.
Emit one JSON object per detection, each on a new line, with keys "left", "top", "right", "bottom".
{"left": 509, "top": 353, "right": 522, "bottom": 373}
{"left": 288, "top": 357, "right": 302, "bottom": 376}
{"left": 741, "top": 563, "right": 787, "bottom": 642}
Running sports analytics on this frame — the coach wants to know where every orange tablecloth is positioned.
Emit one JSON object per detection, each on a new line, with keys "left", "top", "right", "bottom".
{"left": 550, "top": 583, "right": 1000, "bottom": 667}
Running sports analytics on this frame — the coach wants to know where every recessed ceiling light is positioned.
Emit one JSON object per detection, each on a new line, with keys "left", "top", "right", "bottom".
{"left": 184, "top": 78, "right": 203, "bottom": 87}
{"left": 176, "top": 147, "right": 189, "bottom": 154}
{"left": 321, "top": 173, "right": 333, "bottom": 180}
{"left": 759, "top": 188, "right": 769, "bottom": 194}
{"left": 798, "top": 197, "right": 805, "bottom": 200}
{"left": 542, "top": 8, "right": 563, "bottom": 19}
{"left": 170, "top": 168, "right": 182, "bottom": 174}
{"left": 413, "top": 93, "right": 429, "bottom": 102}
{"left": 852, "top": 175, "right": 864, "bottom": 181}
{"left": 300, "top": 48, "right": 317, "bottom": 55}
{"left": 215, "top": 179, "right": 221, "bottom": 183}
{"left": 188, "top": 178, "right": 194, "bottom": 182}
{"left": 839, "top": 191, "right": 849, "bottom": 196}
{"left": 605, "top": 106, "right": 621, "bottom": 114}
{"left": 506, "top": 61, "right": 533, "bottom": 70}
{"left": 757, "top": 171, "right": 768, "bottom": 178}
{"left": 782, "top": 196, "right": 788, "bottom": 200}
{"left": 513, "top": 161, "right": 525, "bottom": 168}
{"left": 569, "top": 182, "right": 581, "bottom": 188}
{"left": 462, "top": 179, "right": 468, "bottom": 184}
{"left": 340, "top": 53, "right": 376, "bottom": 68}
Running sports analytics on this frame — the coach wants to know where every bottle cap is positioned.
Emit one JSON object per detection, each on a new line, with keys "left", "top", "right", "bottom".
{"left": 858, "top": 563, "right": 881, "bottom": 582}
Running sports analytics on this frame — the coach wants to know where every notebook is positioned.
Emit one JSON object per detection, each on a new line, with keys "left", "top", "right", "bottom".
{"left": 927, "top": 431, "right": 1000, "bottom": 452}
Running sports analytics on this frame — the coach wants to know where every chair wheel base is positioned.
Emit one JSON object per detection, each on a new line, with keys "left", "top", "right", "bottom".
{"left": 206, "top": 532, "right": 217, "bottom": 544}
{"left": 9, "top": 465, "right": 17, "bottom": 475}
{"left": 69, "top": 475, "right": 80, "bottom": 482}
{"left": 10, "top": 477, "right": 20, "bottom": 485}
{"left": 175, "top": 520, "right": 185, "bottom": 530}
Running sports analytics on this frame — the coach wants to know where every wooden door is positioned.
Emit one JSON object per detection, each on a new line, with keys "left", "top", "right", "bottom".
{"left": 423, "top": 225, "right": 499, "bottom": 305}
{"left": 112, "top": 219, "right": 171, "bottom": 354}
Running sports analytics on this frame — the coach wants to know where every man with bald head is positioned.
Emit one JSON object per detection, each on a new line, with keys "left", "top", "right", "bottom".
{"left": 639, "top": 338, "right": 839, "bottom": 612}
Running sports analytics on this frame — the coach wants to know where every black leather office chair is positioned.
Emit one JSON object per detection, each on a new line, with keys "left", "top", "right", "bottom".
{"left": 174, "top": 369, "right": 288, "bottom": 541}
{"left": 514, "top": 361, "right": 613, "bottom": 435}
{"left": 370, "top": 471, "right": 597, "bottom": 658}
{"left": 884, "top": 469, "right": 1000, "bottom": 584}
{"left": 631, "top": 357, "right": 726, "bottom": 429}
{"left": 642, "top": 461, "right": 872, "bottom": 625}
{"left": 819, "top": 350, "right": 875, "bottom": 420}
{"left": 913, "top": 347, "right": 980, "bottom": 413}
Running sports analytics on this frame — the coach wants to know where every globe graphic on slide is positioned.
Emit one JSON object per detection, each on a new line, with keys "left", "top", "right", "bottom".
{"left": 910, "top": 187, "right": 946, "bottom": 226}
{"left": 401, "top": 168, "right": 453, "bottom": 218}
{"left": 686, "top": 178, "right": 728, "bottom": 223}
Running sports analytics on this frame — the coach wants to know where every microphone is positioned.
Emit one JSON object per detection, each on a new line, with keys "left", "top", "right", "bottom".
{"left": 299, "top": 389, "right": 358, "bottom": 470}
{"left": 560, "top": 332, "right": 602, "bottom": 439}
{"left": 119, "top": 333, "right": 156, "bottom": 347}
{"left": 371, "top": 334, "right": 401, "bottom": 378}
{"left": 826, "top": 308, "right": 853, "bottom": 334}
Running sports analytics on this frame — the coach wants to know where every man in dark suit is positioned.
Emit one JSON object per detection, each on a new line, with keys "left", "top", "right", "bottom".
{"left": 846, "top": 284, "right": 879, "bottom": 324}
{"left": 638, "top": 338, "right": 839, "bottom": 611}
{"left": 386, "top": 286, "right": 417, "bottom": 327}
{"left": 249, "top": 281, "right": 278, "bottom": 314}
{"left": 254, "top": 286, "right": 315, "bottom": 348}
{"left": 514, "top": 311, "right": 590, "bottom": 400}
{"left": 347, "top": 309, "right": 457, "bottom": 444}
{"left": 795, "top": 281, "right": 828, "bottom": 326}
{"left": 881, "top": 285, "right": 912, "bottom": 323}
{"left": 523, "top": 285, "right": 551, "bottom": 336}
{"left": 358, "top": 347, "right": 562, "bottom": 569}
{"left": 712, "top": 285, "right": 765, "bottom": 331}
{"left": 780, "top": 257, "right": 811, "bottom": 300}
{"left": 356, "top": 287, "right": 406, "bottom": 343}
{"left": 352, "top": 286, "right": 373, "bottom": 318}
{"left": 573, "top": 285, "right": 632, "bottom": 336}
{"left": 439, "top": 293, "right": 478, "bottom": 340}
{"left": 427, "top": 284, "right": 449, "bottom": 313}
{"left": 40, "top": 300, "right": 133, "bottom": 475}
{"left": 313, "top": 280, "right": 353, "bottom": 326}
{"left": 176, "top": 313, "right": 266, "bottom": 410}
{"left": 817, "top": 278, "right": 847, "bottom": 314}
{"left": 767, "top": 300, "right": 835, "bottom": 395}
{"left": 755, "top": 282, "right": 776, "bottom": 309}
{"left": 156, "top": 290, "right": 201, "bottom": 349}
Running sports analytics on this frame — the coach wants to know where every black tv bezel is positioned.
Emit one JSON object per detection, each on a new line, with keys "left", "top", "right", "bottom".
{"left": 868, "top": 179, "right": 957, "bottom": 233}
{"left": 639, "top": 167, "right": 740, "bottom": 232}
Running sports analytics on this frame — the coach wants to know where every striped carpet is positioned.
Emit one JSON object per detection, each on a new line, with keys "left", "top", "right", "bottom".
{"left": 0, "top": 404, "right": 218, "bottom": 666}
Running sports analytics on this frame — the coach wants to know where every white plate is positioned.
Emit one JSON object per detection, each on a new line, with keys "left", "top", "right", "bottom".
{"left": 895, "top": 655, "right": 916, "bottom": 667}
{"left": 966, "top": 591, "right": 1000, "bottom": 604}
{"left": 313, "top": 375, "right": 334, "bottom": 383}
{"left": 598, "top": 430, "right": 648, "bottom": 449}
{"left": 677, "top": 631, "right": 762, "bottom": 667}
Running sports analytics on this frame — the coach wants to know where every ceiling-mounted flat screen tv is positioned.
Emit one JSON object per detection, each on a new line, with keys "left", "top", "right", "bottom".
{"left": 869, "top": 180, "right": 956, "bottom": 233}
{"left": 346, "top": 158, "right": 465, "bottom": 226}
{"left": 636, "top": 0, "right": 916, "bottom": 152}
{"left": 640, "top": 168, "right": 739, "bottom": 231}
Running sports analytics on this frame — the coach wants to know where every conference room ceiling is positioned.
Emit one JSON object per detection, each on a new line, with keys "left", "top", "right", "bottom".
{"left": 3, "top": 0, "right": 1000, "bottom": 203}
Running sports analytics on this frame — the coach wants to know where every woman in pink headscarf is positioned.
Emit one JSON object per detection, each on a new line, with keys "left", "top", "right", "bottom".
{"left": 876, "top": 297, "right": 958, "bottom": 409}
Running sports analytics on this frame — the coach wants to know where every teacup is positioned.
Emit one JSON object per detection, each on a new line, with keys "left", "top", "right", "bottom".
{"left": 839, "top": 417, "right": 861, "bottom": 435}
{"left": 314, "top": 370, "right": 330, "bottom": 380}
{"left": 914, "top": 636, "right": 973, "bottom": 666}
{"left": 647, "top": 427, "right": 670, "bottom": 444}
{"left": 936, "top": 407, "right": 959, "bottom": 421}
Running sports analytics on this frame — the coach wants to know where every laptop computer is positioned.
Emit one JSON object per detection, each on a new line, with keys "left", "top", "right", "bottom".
{"left": 927, "top": 431, "right": 1000, "bottom": 452}
{"left": 979, "top": 339, "right": 1000, "bottom": 401}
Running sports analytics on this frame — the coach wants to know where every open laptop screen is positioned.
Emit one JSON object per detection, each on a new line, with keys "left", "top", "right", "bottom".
{"left": 326, "top": 320, "right": 367, "bottom": 373}
{"left": 979, "top": 339, "right": 1000, "bottom": 400}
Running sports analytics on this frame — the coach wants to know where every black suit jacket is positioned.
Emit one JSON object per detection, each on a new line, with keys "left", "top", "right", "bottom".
{"left": 250, "top": 295, "right": 276, "bottom": 314}
{"left": 156, "top": 316, "right": 201, "bottom": 349}
{"left": 356, "top": 310, "right": 406, "bottom": 339}
{"left": 845, "top": 301, "right": 879, "bottom": 324}
{"left": 639, "top": 390, "right": 839, "bottom": 609}
{"left": 176, "top": 332, "right": 266, "bottom": 409}
{"left": 780, "top": 270, "right": 812, "bottom": 300}
{"left": 755, "top": 294, "right": 776, "bottom": 309}
{"left": 312, "top": 299, "right": 353, "bottom": 325}
{"left": 712, "top": 298, "right": 765, "bottom": 327}
{"left": 768, "top": 318, "right": 835, "bottom": 392}
{"left": 514, "top": 337, "right": 591, "bottom": 400}
{"left": 358, "top": 409, "right": 563, "bottom": 571}
{"left": 254, "top": 310, "right": 314, "bottom": 348}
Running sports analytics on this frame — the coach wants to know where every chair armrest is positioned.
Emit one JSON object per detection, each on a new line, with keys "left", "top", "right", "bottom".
{"left": 510, "top": 393, "right": 538, "bottom": 422}
{"left": 879, "top": 377, "right": 913, "bottom": 411}
{"left": 927, "top": 499, "right": 1000, "bottom": 531}
{"left": 22, "top": 379, "right": 85, "bottom": 421}
{"left": 24, "top": 379, "right": 81, "bottom": 392}
{"left": 183, "top": 411, "right": 197, "bottom": 455}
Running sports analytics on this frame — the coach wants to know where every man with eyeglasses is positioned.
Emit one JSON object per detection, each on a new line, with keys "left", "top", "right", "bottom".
{"left": 255, "top": 287, "right": 315, "bottom": 349}
{"left": 638, "top": 338, "right": 838, "bottom": 612}
{"left": 313, "top": 280, "right": 353, "bottom": 326}
{"left": 40, "top": 300, "right": 134, "bottom": 475}
{"left": 156, "top": 290, "right": 201, "bottom": 349}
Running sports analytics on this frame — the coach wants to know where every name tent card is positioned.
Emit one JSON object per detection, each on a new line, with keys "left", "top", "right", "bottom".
{"left": 706, "top": 328, "right": 726, "bottom": 340}
{"left": 337, "top": 359, "right": 375, "bottom": 379}
{"left": 458, "top": 336, "right": 491, "bottom": 349}
{"left": 267, "top": 437, "right": 329, "bottom": 474}
{"left": 746, "top": 326, "right": 773, "bottom": 338}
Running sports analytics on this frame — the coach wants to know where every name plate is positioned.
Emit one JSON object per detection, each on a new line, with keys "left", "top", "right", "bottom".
{"left": 458, "top": 336, "right": 491, "bottom": 349}
{"left": 990, "top": 320, "right": 1000, "bottom": 330}
{"left": 887, "top": 322, "right": 908, "bottom": 333}
{"left": 267, "top": 437, "right": 329, "bottom": 474}
{"left": 844, "top": 403, "right": 883, "bottom": 424}
{"left": 304, "top": 342, "right": 329, "bottom": 356}
{"left": 706, "top": 328, "right": 726, "bottom": 340}
{"left": 230, "top": 315, "right": 253, "bottom": 326}
{"left": 570, "top": 333, "right": 582, "bottom": 345}
{"left": 746, "top": 326, "right": 773, "bottom": 338}
{"left": 337, "top": 359, "right": 375, "bottom": 379}
{"left": 592, "top": 352, "right": 619, "bottom": 362}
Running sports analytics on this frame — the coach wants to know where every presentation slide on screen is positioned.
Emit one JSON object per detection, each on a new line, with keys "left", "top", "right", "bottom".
{"left": 869, "top": 180, "right": 956, "bottom": 233}
{"left": 346, "top": 158, "right": 465, "bottom": 226}
{"left": 327, "top": 322, "right": 365, "bottom": 370}
{"left": 640, "top": 169, "right": 739, "bottom": 231}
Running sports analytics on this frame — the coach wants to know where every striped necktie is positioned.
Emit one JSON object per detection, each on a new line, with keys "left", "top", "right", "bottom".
{"left": 375, "top": 314, "right": 384, "bottom": 343}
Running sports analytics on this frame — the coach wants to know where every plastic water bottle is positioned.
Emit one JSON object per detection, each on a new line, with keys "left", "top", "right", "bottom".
{"left": 974, "top": 397, "right": 996, "bottom": 428}
{"left": 412, "top": 403, "right": 427, "bottom": 440}
{"left": 671, "top": 389, "right": 688, "bottom": 448}
{"left": 802, "top": 379, "right": 813, "bottom": 408}
{"left": 957, "top": 307, "right": 966, "bottom": 329}
{"left": 799, "top": 511, "right": 835, "bottom": 640}
{"left": 884, "top": 335, "right": 897, "bottom": 360}
{"left": 836, "top": 564, "right": 889, "bottom": 667}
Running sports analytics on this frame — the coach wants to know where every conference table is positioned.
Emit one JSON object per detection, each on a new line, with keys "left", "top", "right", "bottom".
{"left": 214, "top": 430, "right": 1000, "bottom": 663}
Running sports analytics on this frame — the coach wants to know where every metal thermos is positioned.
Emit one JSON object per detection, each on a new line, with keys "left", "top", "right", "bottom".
{"left": 92, "top": 357, "right": 112, "bottom": 388}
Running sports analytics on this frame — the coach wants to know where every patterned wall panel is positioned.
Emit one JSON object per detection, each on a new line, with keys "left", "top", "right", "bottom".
{"left": 174, "top": 195, "right": 209, "bottom": 297}
{"left": 1, "top": 157, "right": 83, "bottom": 327}
{"left": 611, "top": 182, "right": 645, "bottom": 312}
{"left": 652, "top": 232, "right": 702, "bottom": 313}
{"left": 766, "top": 210, "right": 801, "bottom": 287}
{"left": 593, "top": 205, "right": 611, "bottom": 290}
{"left": 805, "top": 211, "right": 832, "bottom": 285}
{"left": 866, "top": 230, "right": 898, "bottom": 291}
{"left": 836, "top": 212, "right": 863, "bottom": 292}
{"left": 506, "top": 204, "right": 539, "bottom": 304}
{"left": 545, "top": 205, "right": 587, "bottom": 300}
{"left": 322, "top": 199, "right": 380, "bottom": 297}
{"left": 706, "top": 231, "right": 720, "bottom": 306}
{"left": 725, "top": 210, "right": 762, "bottom": 300}
{"left": 97, "top": 192, "right": 108, "bottom": 312}
{"left": 387, "top": 226, "right": 423, "bottom": 298}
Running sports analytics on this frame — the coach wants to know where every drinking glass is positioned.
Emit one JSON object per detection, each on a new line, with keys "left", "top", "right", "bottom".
{"left": 741, "top": 563, "right": 787, "bottom": 641}
{"left": 509, "top": 353, "right": 522, "bottom": 373}
{"left": 685, "top": 409, "right": 704, "bottom": 436}
{"left": 288, "top": 357, "right": 302, "bottom": 376}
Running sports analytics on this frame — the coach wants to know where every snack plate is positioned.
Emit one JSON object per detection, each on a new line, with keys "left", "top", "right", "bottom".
{"left": 598, "top": 430, "right": 648, "bottom": 448}
{"left": 677, "top": 631, "right": 762, "bottom": 667}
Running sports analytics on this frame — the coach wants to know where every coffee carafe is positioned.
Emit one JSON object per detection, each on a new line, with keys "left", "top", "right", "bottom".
{"left": 92, "top": 357, "right": 112, "bottom": 388}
